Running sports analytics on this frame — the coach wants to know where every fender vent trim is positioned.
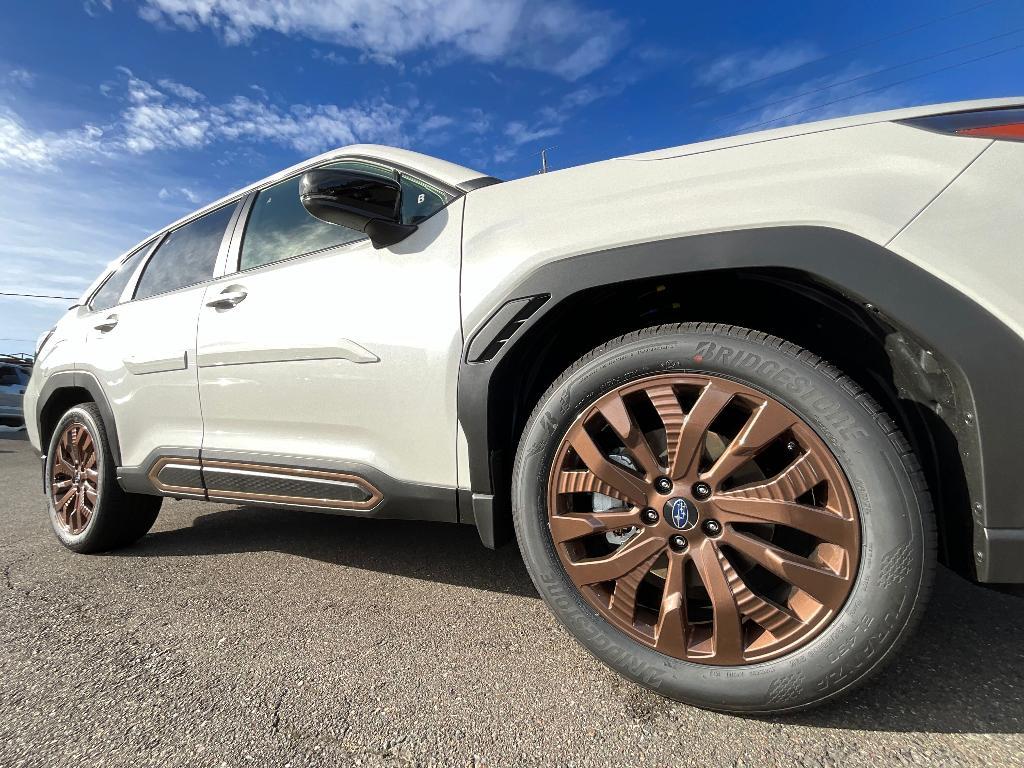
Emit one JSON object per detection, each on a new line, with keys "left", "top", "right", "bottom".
{"left": 467, "top": 294, "right": 549, "bottom": 363}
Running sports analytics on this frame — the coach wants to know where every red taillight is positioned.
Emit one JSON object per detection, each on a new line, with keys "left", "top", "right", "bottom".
{"left": 901, "top": 106, "right": 1024, "bottom": 143}
{"left": 956, "top": 122, "right": 1024, "bottom": 141}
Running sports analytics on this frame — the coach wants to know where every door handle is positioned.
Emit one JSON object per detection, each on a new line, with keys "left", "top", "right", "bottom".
{"left": 93, "top": 315, "right": 118, "bottom": 332}
{"left": 206, "top": 288, "right": 248, "bottom": 309}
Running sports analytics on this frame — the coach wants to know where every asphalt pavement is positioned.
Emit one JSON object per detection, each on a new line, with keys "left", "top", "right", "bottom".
{"left": 1, "top": 428, "right": 1022, "bottom": 767}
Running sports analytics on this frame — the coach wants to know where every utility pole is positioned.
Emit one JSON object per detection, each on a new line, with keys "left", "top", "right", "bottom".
{"left": 538, "top": 146, "right": 557, "bottom": 174}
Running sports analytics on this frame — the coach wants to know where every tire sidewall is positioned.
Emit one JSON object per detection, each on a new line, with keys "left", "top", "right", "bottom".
{"left": 513, "top": 327, "right": 929, "bottom": 712}
{"left": 45, "top": 405, "right": 109, "bottom": 552}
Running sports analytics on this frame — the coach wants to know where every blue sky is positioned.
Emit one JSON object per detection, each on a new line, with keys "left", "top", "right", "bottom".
{"left": 2, "top": 0, "right": 1023, "bottom": 356}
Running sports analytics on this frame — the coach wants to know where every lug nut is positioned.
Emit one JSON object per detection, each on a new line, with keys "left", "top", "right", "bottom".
{"left": 702, "top": 519, "right": 722, "bottom": 537}
{"left": 669, "top": 534, "right": 688, "bottom": 552}
{"left": 654, "top": 476, "right": 673, "bottom": 494}
{"left": 641, "top": 507, "right": 659, "bottom": 525}
{"left": 692, "top": 481, "right": 712, "bottom": 500}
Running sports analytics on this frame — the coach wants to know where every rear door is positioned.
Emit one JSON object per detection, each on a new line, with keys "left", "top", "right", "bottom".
{"left": 82, "top": 201, "right": 240, "bottom": 474}
{"left": 195, "top": 160, "right": 463, "bottom": 513}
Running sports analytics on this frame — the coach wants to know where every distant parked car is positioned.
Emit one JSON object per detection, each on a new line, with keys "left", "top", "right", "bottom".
{"left": 0, "top": 363, "right": 30, "bottom": 428}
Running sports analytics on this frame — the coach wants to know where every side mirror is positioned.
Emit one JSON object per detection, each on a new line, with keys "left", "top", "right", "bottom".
{"left": 299, "top": 168, "right": 418, "bottom": 249}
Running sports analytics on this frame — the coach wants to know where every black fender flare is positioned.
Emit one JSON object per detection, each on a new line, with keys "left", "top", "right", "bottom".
{"left": 36, "top": 370, "right": 123, "bottom": 466}
{"left": 457, "top": 225, "right": 1024, "bottom": 548}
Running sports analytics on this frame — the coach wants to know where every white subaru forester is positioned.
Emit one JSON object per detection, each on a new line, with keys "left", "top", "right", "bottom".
{"left": 23, "top": 98, "right": 1024, "bottom": 712}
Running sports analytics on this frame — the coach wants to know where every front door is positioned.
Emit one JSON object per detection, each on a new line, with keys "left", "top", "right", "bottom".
{"left": 195, "top": 163, "right": 463, "bottom": 517}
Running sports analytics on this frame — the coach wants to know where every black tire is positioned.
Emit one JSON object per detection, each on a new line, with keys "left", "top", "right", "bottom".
{"left": 45, "top": 403, "right": 162, "bottom": 553}
{"left": 512, "top": 323, "right": 936, "bottom": 713}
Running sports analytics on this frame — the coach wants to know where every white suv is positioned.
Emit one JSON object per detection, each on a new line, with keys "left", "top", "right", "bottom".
{"left": 23, "top": 99, "right": 1024, "bottom": 713}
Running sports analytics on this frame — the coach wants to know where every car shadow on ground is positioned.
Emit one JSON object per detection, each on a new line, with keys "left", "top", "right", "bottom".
{"left": 126, "top": 504, "right": 1023, "bottom": 735}
{"left": 129, "top": 504, "right": 539, "bottom": 598}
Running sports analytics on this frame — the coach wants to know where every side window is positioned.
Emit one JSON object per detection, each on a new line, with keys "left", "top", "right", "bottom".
{"left": 89, "top": 242, "right": 151, "bottom": 312}
{"left": 400, "top": 175, "right": 450, "bottom": 225}
{"left": 239, "top": 160, "right": 393, "bottom": 271}
{"left": 135, "top": 204, "right": 236, "bottom": 300}
{"left": 0, "top": 366, "right": 17, "bottom": 386}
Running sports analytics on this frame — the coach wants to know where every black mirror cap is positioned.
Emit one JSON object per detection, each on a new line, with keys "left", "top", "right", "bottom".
{"left": 299, "top": 168, "right": 418, "bottom": 248}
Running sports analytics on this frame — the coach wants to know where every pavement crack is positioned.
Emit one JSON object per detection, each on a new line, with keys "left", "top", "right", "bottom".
{"left": 3, "top": 554, "right": 29, "bottom": 590}
{"left": 271, "top": 687, "right": 288, "bottom": 735}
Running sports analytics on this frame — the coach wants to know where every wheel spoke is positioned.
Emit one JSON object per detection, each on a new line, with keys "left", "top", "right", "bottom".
{"left": 80, "top": 431, "right": 94, "bottom": 460}
{"left": 83, "top": 483, "right": 98, "bottom": 505}
{"left": 51, "top": 479, "right": 73, "bottom": 493}
{"left": 56, "top": 486, "right": 77, "bottom": 510}
{"left": 566, "top": 426, "right": 649, "bottom": 507}
{"left": 717, "top": 549, "right": 803, "bottom": 636}
{"left": 691, "top": 542, "right": 744, "bottom": 661}
{"left": 55, "top": 439, "right": 75, "bottom": 476}
{"left": 654, "top": 551, "right": 688, "bottom": 656}
{"left": 719, "top": 451, "right": 822, "bottom": 502}
{"left": 83, "top": 468, "right": 98, "bottom": 483}
{"left": 69, "top": 426, "right": 81, "bottom": 464}
{"left": 724, "top": 528, "right": 850, "bottom": 610}
{"left": 703, "top": 401, "right": 797, "bottom": 487}
{"left": 714, "top": 496, "right": 854, "bottom": 545}
{"left": 644, "top": 384, "right": 685, "bottom": 474}
{"left": 668, "top": 381, "right": 734, "bottom": 480}
{"left": 608, "top": 550, "right": 662, "bottom": 626}
{"left": 564, "top": 535, "right": 664, "bottom": 585}
{"left": 596, "top": 393, "right": 661, "bottom": 477}
{"left": 549, "top": 509, "right": 640, "bottom": 543}
{"left": 73, "top": 488, "right": 85, "bottom": 531}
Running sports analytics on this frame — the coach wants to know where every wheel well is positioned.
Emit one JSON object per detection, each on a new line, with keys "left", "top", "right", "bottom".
{"left": 39, "top": 387, "right": 94, "bottom": 452}
{"left": 486, "top": 267, "right": 973, "bottom": 575}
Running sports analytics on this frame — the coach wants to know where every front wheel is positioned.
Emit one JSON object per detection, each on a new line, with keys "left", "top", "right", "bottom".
{"left": 512, "top": 323, "right": 935, "bottom": 713}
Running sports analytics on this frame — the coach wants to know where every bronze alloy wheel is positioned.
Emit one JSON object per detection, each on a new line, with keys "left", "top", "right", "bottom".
{"left": 50, "top": 421, "right": 99, "bottom": 536}
{"left": 546, "top": 373, "right": 860, "bottom": 665}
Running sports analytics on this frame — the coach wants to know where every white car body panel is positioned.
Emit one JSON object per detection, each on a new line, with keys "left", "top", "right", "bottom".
{"left": 888, "top": 139, "right": 1024, "bottom": 342}
{"left": 83, "top": 287, "right": 207, "bottom": 467}
{"left": 196, "top": 198, "right": 464, "bottom": 487}
{"left": 460, "top": 121, "right": 989, "bottom": 330}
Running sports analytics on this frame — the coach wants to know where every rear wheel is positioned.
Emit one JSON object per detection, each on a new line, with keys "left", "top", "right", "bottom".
{"left": 46, "top": 403, "right": 161, "bottom": 553}
{"left": 512, "top": 323, "right": 935, "bottom": 712}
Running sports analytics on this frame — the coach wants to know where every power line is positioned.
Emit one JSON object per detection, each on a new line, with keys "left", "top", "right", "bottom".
{"left": 716, "top": 26, "right": 1024, "bottom": 123}
{"left": 692, "top": 0, "right": 1002, "bottom": 107}
{"left": 0, "top": 291, "right": 78, "bottom": 301}
{"left": 735, "top": 40, "right": 1024, "bottom": 133}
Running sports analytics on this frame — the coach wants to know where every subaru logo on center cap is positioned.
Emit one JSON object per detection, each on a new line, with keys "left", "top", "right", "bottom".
{"left": 664, "top": 497, "right": 698, "bottom": 530}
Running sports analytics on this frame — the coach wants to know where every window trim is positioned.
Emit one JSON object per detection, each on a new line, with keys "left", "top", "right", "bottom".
{"left": 228, "top": 156, "right": 458, "bottom": 275}
{"left": 129, "top": 199, "right": 243, "bottom": 303}
{"left": 84, "top": 238, "right": 159, "bottom": 313}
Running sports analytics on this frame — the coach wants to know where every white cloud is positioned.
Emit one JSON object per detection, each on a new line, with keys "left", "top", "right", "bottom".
{"left": 158, "top": 185, "right": 200, "bottom": 203}
{"left": 726, "top": 64, "right": 915, "bottom": 133}
{"left": 0, "top": 69, "right": 451, "bottom": 169}
{"left": 136, "top": 0, "right": 627, "bottom": 80}
{"left": 697, "top": 43, "right": 821, "bottom": 92}
{"left": 83, "top": 0, "right": 112, "bottom": 17}
{"left": 3, "top": 68, "right": 35, "bottom": 87}
{"left": 0, "top": 111, "right": 106, "bottom": 169}
{"left": 505, "top": 120, "right": 561, "bottom": 146}
{"left": 156, "top": 78, "right": 203, "bottom": 101}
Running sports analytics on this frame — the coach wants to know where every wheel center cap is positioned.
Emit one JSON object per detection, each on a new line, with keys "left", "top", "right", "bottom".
{"left": 74, "top": 470, "right": 81, "bottom": 484}
{"left": 664, "top": 497, "right": 698, "bottom": 530}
